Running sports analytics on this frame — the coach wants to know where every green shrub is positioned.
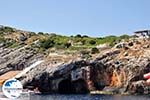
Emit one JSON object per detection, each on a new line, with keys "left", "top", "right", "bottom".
{"left": 81, "top": 39, "right": 86, "bottom": 45}
{"left": 38, "top": 32, "right": 44, "bottom": 35}
{"left": 0, "top": 35, "right": 5, "bottom": 43}
{"left": 64, "top": 42, "right": 71, "bottom": 48}
{"left": 0, "top": 31, "right": 3, "bottom": 35}
{"left": 30, "top": 32, "right": 36, "bottom": 36}
{"left": 75, "top": 34, "right": 82, "bottom": 38}
{"left": 80, "top": 50, "right": 91, "bottom": 59}
{"left": 9, "top": 42, "right": 19, "bottom": 48}
{"left": 91, "top": 47, "right": 99, "bottom": 54}
{"left": 4, "top": 39, "right": 18, "bottom": 48}
{"left": 119, "top": 34, "right": 130, "bottom": 39}
{"left": 82, "top": 35, "right": 89, "bottom": 38}
{"left": 89, "top": 40, "right": 96, "bottom": 45}
{"left": 0, "top": 27, "right": 14, "bottom": 33}
{"left": 39, "top": 38, "right": 55, "bottom": 49}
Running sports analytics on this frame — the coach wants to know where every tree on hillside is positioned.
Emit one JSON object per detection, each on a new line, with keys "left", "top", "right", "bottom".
{"left": 38, "top": 32, "right": 44, "bottom": 35}
{"left": 75, "top": 34, "right": 82, "bottom": 38}
{"left": 82, "top": 35, "right": 89, "bottom": 38}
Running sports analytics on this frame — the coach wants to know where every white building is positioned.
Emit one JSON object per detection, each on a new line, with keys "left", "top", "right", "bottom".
{"left": 134, "top": 30, "right": 150, "bottom": 38}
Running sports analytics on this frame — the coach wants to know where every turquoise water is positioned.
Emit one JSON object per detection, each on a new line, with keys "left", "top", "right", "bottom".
{"left": 29, "top": 94, "right": 150, "bottom": 100}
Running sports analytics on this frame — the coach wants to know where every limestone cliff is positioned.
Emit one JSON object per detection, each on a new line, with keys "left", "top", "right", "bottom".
{"left": 19, "top": 38, "right": 150, "bottom": 94}
{"left": 0, "top": 25, "right": 150, "bottom": 94}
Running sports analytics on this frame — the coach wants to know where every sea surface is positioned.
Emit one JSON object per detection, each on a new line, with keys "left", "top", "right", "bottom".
{"left": 25, "top": 94, "right": 150, "bottom": 100}
{"left": 1, "top": 93, "right": 150, "bottom": 100}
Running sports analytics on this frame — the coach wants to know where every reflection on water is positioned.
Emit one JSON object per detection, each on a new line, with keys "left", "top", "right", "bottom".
{"left": 29, "top": 94, "right": 150, "bottom": 100}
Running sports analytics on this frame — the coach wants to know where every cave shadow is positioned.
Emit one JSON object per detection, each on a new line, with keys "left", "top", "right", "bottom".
{"left": 58, "top": 78, "right": 89, "bottom": 94}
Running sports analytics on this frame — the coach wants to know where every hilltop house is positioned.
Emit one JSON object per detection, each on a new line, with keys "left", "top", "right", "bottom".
{"left": 134, "top": 30, "right": 150, "bottom": 38}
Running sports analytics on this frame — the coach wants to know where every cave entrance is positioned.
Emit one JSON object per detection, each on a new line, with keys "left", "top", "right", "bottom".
{"left": 58, "top": 79, "right": 73, "bottom": 94}
{"left": 58, "top": 79, "right": 89, "bottom": 94}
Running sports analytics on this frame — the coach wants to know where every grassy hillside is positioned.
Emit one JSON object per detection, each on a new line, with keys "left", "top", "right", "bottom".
{"left": 0, "top": 26, "right": 130, "bottom": 51}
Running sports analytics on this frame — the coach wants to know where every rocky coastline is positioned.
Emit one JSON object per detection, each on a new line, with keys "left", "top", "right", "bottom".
{"left": 19, "top": 38, "right": 150, "bottom": 94}
{"left": 0, "top": 26, "right": 150, "bottom": 95}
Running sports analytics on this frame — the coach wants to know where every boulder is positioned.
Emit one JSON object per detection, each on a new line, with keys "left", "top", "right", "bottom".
{"left": 19, "top": 33, "right": 27, "bottom": 42}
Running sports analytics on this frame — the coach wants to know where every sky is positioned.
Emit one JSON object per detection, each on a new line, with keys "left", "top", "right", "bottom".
{"left": 0, "top": 0, "right": 150, "bottom": 37}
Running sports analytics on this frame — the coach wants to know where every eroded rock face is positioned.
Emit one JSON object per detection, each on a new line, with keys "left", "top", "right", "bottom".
{"left": 19, "top": 50, "right": 119, "bottom": 94}
{"left": 19, "top": 39, "right": 150, "bottom": 94}
{"left": 1, "top": 29, "right": 150, "bottom": 95}
{"left": 0, "top": 46, "right": 44, "bottom": 75}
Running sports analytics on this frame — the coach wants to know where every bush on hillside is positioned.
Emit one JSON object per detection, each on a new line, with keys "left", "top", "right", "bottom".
{"left": 38, "top": 32, "right": 44, "bottom": 35}
{"left": 82, "top": 35, "right": 89, "bottom": 38}
{"left": 89, "top": 40, "right": 96, "bottom": 45}
{"left": 80, "top": 50, "right": 91, "bottom": 59}
{"left": 64, "top": 42, "right": 71, "bottom": 48}
{"left": 0, "top": 37, "right": 5, "bottom": 43}
{"left": 29, "top": 32, "right": 36, "bottom": 36}
{"left": 75, "top": 34, "right": 82, "bottom": 38}
{"left": 91, "top": 47, "right": 99, "bottom": 54}
{"left": 0, "top": 27, "right": 14, "bottom": 33}
{"left": 39, "top": 38, "right": 55, "bottom": 49}
{"left": 119, "top": 34, "right": 130, "bottom": 39}
{"left": 0, "top": 31, "right": 3, "bottom": 35}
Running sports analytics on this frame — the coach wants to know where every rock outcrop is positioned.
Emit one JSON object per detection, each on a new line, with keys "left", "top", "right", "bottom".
{"left": 0, "top": 46, "right": 44, "bottom": 75}
{"left": 18, "top": 38, "right": 150, "bottom": 94}
{"left": 19, "top": 59, "right": 111, "bottom": 93}
{"left": 1, "top": 25, "right": 150, "bottom": 94}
